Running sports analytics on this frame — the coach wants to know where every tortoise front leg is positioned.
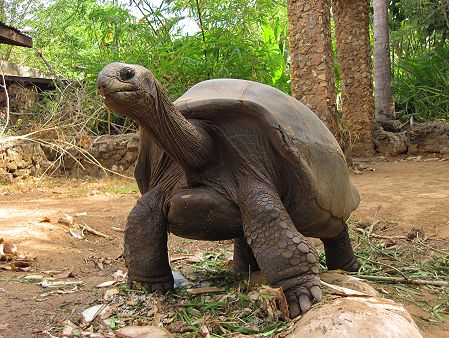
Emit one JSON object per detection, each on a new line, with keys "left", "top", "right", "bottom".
{"left": 239, "top": 180, "right": 321, "bottom": 318}
{"left": 124, "top": 186, "right": 173, "bottom": 292}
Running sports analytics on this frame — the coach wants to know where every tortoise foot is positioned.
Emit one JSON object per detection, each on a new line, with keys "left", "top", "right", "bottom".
{"left": 275, "top": 273, "right": 322, "bottom": 318}
{"left": 128, "top": 274, "right": 174, "bottom": 293}
{"left": 322, "top": 225, "right": 359, "bottom": 272}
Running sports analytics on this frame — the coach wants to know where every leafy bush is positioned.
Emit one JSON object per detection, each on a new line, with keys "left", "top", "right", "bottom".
{"left": 393, "top": 46, "right": 449, "bottom": 121}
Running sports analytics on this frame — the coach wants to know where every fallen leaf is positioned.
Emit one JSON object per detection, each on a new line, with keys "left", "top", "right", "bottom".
{"left": 40, "top": 280, "right": 84, "bottom": 288}
{"left": 39, "top": 216, "right": 51, "bottom": 223}
{"left": 23, "top": 274, "right": 46, "bottom": 281}
{"left": 96, "top": 280, "right": 116, "bottom": 288}
{"left": 186, "top": 286, "right": 225, "bottom": 295}
{"left": 40, "top": 286, "right": 78, "bottom": 297}
{"left": 258, "top": 285, "right": 290, "bottom": 318}
{"left": 74, "top": 211, "right": 87, "bottom": 216}
{"left": 116, "top": 325, "right": 173, "bottom": 338}
{"left": 69, "top": 227, "right": 85, "bottom": 239}
{"left": 103, "top": 288, "right": 120, "bottom": 301}
{"left": 52, "top": 266, "right": 75, "bottom": 279}
{"left": 61, "top": 325, "right": 74, "bottom": 337}
{"left": 112, "top": 269, "right": 127, "bottom": 282}
{"left": 3, "top": 242, "right": 17, "bottom": 255}
{"left": 58, "top": 214, "right": 74, "bottom": 225}
{"left": 81, "top": 304, "right": 108, "bottom": 327}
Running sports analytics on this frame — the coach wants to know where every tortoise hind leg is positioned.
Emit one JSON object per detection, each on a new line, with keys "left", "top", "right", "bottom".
{"left": 321, "top": 224, "right": 360, "bottom": 272}
{"left": 233, "top": 237, "right": 260, "bottom": 273}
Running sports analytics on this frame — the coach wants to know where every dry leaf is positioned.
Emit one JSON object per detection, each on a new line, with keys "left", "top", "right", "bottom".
{"left": 52, "top": 266, "right": 75, "bottom": 279}
{"left": 116, "top": 325, "right": 173, "bottom": 338}
{"left": 96, "top": 280, "right": 116, "bottom": 288}
{"left": 81, "top": 304, "right": 108, "bottom": 326}
{"left": 58, "top": 214, "right": 74, "bottom": 225}
{"left": 39, "top": 216, "right": 51, "bottom": 223}
{"left": 186, "top": 286, "right": 225, "bottom": 295}
{"left": 258, "top": 285, "right": 290, "bottom": 318}
{"left": 24, "top": 274, "right": 46, "bottom": 281}
{"left": 40, "top": 280, "right": 84, "bottom": 288}
{"left": 103, "top": 288, "right": 120, "bottom": 301}
{"left": 69, "top": 227, "right": 85, "bottom": 239}
{"left": 112, "top": 269, "right": 127, "bottom": 282}
{"left": 74, "top": 211, "right": 87, "bottom": 216}
{"left": 40, "top": 286, "right": 78, "bottom": 297}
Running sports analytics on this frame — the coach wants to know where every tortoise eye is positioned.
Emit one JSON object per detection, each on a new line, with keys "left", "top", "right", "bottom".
{"left": 119, "top": 67, "right": 135, "bottom": 81}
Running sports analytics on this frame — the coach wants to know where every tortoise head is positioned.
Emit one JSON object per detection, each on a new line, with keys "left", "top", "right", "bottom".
{"left": 97, "top": 62, "right": 163, "bottom": 124}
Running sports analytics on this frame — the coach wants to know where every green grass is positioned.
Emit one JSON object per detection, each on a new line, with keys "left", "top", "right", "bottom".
{"left": 105, "top": 183, "right": 139, "bottom": 195}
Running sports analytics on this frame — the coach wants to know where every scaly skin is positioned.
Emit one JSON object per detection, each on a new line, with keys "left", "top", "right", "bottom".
{"left": 124, "top": 186, "right": 174, "bottom": 292}
{"left": 239, "top": 180, "right": 322, "bottom": 317}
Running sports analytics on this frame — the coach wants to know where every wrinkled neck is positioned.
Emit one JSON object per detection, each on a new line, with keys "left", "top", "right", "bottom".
{"left": 138, "top": 84, "right": 212, "bottom": 168}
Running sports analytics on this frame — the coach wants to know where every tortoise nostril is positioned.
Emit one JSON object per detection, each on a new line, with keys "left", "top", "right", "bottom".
{"left": 119, "top": 67, "right": 135, "bottom": 81}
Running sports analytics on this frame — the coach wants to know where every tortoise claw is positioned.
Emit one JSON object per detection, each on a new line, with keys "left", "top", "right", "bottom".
{"left": 278, "top": 274, "right": 321, "bottom": 318}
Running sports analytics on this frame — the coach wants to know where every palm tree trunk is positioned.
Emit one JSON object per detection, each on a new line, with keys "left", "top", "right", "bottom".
{"left": 373, "top": 0, "right": 395, "bottom": 122}
{"left": 287, "top": 0, "right": 340, "bottom": 140}
{"left": 333, "top": 0, "right": 374, "bottom": 157}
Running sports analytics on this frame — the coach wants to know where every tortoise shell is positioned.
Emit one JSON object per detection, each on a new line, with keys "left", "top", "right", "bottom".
{"left": 175, "top": 79, "right": 359, "bottom": 221}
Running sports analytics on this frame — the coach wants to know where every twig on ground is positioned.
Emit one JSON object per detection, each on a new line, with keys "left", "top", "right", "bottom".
{"left": 81, "top": 223, "right": 111, "bottom": 239}
{"left": 354, "top": 228, "right": 408, "bottom": 240}
{"left": 356, "top": 254, "right": 410, "bottom": 280}
{"left": 367, "top": 204, "right": 382, "bottom": 238}
{"left": 354, "top": 275, "right": 449, "bottom": 287}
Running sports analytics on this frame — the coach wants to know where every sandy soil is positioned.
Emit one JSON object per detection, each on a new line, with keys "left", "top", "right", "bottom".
{"left": 0, "top": 158, "right": 448, "bottom": 337}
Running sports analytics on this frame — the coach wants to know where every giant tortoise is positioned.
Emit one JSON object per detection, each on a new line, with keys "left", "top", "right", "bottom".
{"left": 97, "top": 63, "right": 360, "bottom": 318}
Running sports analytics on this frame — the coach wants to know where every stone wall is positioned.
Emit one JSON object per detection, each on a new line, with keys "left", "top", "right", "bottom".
{"left": 373, "top": 121, "right": 449, "bottom": 156}
{"left": 1, "top": 121, "right": 448, "bottom": 181}
{"left": 0, "top": 133, "right": 140, "bottom": 181}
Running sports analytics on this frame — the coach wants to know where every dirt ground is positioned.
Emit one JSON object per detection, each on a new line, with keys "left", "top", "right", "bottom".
{"left": 0, "top": 158, "right": 448, "bottom": 337}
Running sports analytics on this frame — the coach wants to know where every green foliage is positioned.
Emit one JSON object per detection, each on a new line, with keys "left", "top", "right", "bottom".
{"left": 1, "top": 0, "right": 448, "bottom": 133}
{"left": 393, "top": 46, "right": 449, "bottom": 121}
{"left": 388, "top": 0, "right": 449, "bottom": 121}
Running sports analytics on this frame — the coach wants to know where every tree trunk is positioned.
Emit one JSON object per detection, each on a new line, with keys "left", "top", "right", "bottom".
{"left": 287, "top": 0, "right": 340, "bottom": 139}
{"left": 374, "top": 0, "right": 395, "bottom": 122}
{"left": 333, "top": 0, "right": 374, "bottom": 157}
